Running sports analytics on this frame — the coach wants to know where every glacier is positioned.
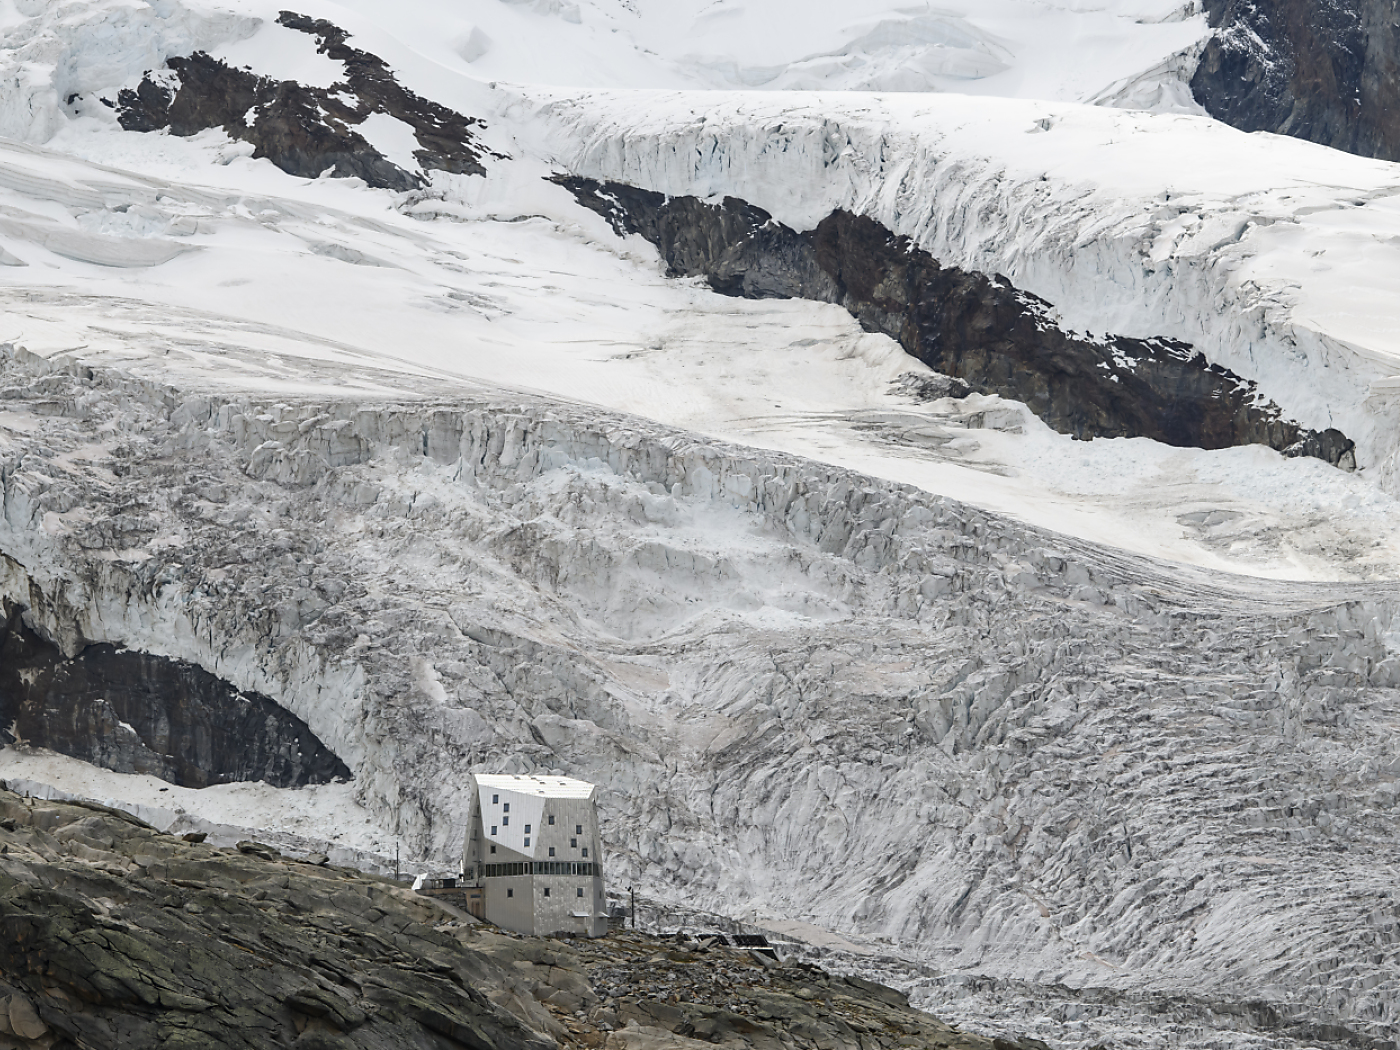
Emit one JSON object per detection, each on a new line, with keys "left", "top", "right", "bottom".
{"left": 6, "top": 335, "right": 1400, "bottom": 1048}
{"left": 0, "top": 1, "right": 1399, "bottom": 1048}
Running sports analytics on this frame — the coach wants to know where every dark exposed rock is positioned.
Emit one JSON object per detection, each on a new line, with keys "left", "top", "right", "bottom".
{"left": 560, "top": 176, "right": 1356, "bottom": 467}
{"left": 1190, "top": 0, "right": 1400, "bottom": 163}
{"left": 0, "top": 600, "right": 351, "bottom": 789}
{"left": 0, "top": 788, "right": 558, "bottom": 1050}
{"left": 275, "top": 12, "right": 490, "bottom": 178}
{"left": 0, "top": 789, "right": 1043, "bottom": 1050}
{"left": 556, "top": 930, "right": 1048, "bottom": 1050}
{"left": 112, "top": 76, "right": 173, "bottom": 134}
{"left": 891, "top": 372, "right": 973, "bottom": 403}
{"left": 116, "top": 11, "right": 488, "bottom": 190}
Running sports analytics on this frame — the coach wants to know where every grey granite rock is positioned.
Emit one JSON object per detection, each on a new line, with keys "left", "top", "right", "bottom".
{"left": 0, "top": 788, "right": 1034, "bottom": 1050}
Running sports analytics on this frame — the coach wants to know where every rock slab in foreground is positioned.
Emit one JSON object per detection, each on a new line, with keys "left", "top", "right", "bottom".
{"left": 0, "top": 789, "right": 1038, "bottom": 1050}
{"left": 0, "top": 787, "right": 558, "bottom": 1050}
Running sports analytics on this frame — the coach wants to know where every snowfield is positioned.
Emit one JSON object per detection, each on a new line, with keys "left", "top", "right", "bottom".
{"left": 3, "top": 1, "right": 1400, "bottom": 1048}
{"left": 0, "top": 127, "right": 1394, "bottom": 580}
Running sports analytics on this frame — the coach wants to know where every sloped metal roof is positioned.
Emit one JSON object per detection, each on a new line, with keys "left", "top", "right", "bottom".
{"left": 473, "top": 774, "right": 596, "bottom": 799}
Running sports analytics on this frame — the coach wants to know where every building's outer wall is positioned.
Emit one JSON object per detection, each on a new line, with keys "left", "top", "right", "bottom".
{"left": 533, "top": 874, "right": 607, "bottom": 937}
{"left": 461, "top": 788, "right": 478, "bottom": 868}
{"left": 533, "top": 794, "right": 606, "bottom": 937}
{"left": 479, "top": 785, "right": 546, "bottom": 857}
{"left": 486, "top": 875, "right": 536, "bottom": 935}
{"left": 535, "top": 797, "right": 598, "bottom": 868}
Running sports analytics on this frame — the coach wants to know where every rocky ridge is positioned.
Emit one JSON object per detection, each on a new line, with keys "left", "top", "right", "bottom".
{"left": 520, "top": 89, "right": 1400, "bottom": 492}
{"left": 1190, "top": 0, "right": 1400, "bottom": 162}
{"left": 558, "top": 177, "right": 1355, "bottom": 466}
{"left": 0, "top": 787, "right": 557, "bottom": 1050}
{"left": 115, "top": 12, "right": 489, "bottom": 190}
{"left": 0, "top": 787, "right": 1035, "bottom": 1050}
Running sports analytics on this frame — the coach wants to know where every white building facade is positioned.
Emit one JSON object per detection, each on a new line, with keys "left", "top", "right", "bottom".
{"left": 461, "top": 774, "right": 608, "bottom": 937}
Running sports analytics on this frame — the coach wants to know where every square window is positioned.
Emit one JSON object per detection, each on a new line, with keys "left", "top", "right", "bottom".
{"left": 492, "top": 794, "right": 499, "bottom": 804}
{"left": 582, "top": 848, "right": 589, "bottom": 858}
{"left": 503, "top": 816, "right": 509, "bottom": 826}
{"left": 490, "top": 845, "right": 496, "bottom": 854}
{"left": 549, "top": 847, "right": 556, "bottom": 857}
{"left": 544, "top": 887, "right": 551, "bottom": 897}
{"left": 575, "top": 825, "right": 582, "bottom": 835}
{"left": 577, "top": 887, "right": 584, "bottom": 897}
{"left": 507, "top": 888, "right": 513, "bottom": 898}
{"left": 491, "top": 825, "right": 497, "bottom": 835}
{"left": 503, "top": 803, "right": 510, "bottom": 813}
{"left": 525, "top": 825, "right": 531, "bottom": 834}
{"left": 524, "top": 837, "right": 530, "bottom": 847}
{"left": 548, "top": 815, "right": 555, "bottom": 825}
{"left": 570, "top": 838, "right": 576, "bottom": 848}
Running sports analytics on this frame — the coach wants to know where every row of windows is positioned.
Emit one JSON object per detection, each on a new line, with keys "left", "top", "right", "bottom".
{"left": 506, "top": 886, "right": 589, "bottom": 899}
{"left": 485, "top": 798, "right": 583, "bottom": 836}
{"left": 487, "top": 844, "right": 590, "bottom": 858}
{"left": 487, "top": 823, "right": 587, "bottom": 848}
{"left": 473, "top": 861, "right": 599, "bottom": 878}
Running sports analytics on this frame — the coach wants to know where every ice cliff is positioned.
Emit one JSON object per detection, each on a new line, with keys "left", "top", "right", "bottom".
{"left": 4, "top": 343, "right": 1400, "bottom": 1046}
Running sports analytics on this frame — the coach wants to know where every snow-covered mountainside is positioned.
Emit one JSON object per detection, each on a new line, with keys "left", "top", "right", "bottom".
{"left": 4, "top": 2, "right": 1400, "bottom": 1048}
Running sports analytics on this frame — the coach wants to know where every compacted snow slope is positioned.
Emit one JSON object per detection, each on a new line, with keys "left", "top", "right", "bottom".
{"left": 316, "top": 0, "right": 1208, "bottom": 104}
{"left": 3, "top": 2, "right": 1400, "bottom": 1049}
{"left": 0, "top": 132, "right": 1391, "bottom": 579}
{"left": 0, "top": 0, "right": 1210, "bottom": 129}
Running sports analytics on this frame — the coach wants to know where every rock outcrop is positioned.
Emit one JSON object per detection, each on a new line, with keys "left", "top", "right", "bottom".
{"left": 0, "top": 600, "right": 351, "bottom": 789}
{"left": 0, "top": 788, "right": 1031, "bottom": 1050}
{"left": 0, "top": 787, "right": 562, "bottom": 1050}
{"left": 1190, "top": 0, "right": 1400, "bottom": 162}
{"left": 115, "top": 12, "right": 488, "bottom": 189}
{"left": 559, "top": 177, "right": 1355, "bottom": 466}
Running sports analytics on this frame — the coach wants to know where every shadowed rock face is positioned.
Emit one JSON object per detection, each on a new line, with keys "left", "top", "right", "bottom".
{"left": 115, "top": 11, "right": 487, "bottom": 190}
{"left": 1191, "top": 0, "right": 1400, "bottom": 163}
{"left": 560, "top": 177, "right": 1355, "bottom": 466}
{"left": 0, "top": 602, "right": 350, "bottom": 789}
